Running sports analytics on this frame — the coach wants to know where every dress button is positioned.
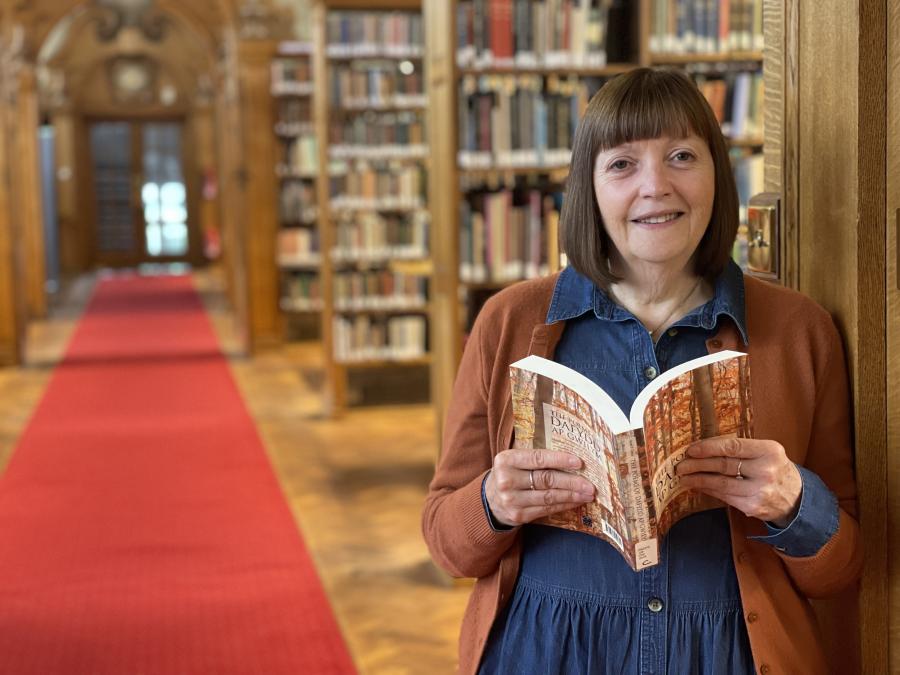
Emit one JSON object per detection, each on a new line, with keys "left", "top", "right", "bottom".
{"left": 643, "top": 365, "right": 657, "bottom": 380}
{"left": 667, "top": 328, "right": 678, "bottom": 337}
{"left": 709, "top": 339, "right": 723, "bottom": 349}
{"left": 759, "top": 665, "right": 770, "bottom": 674}
{"left": 746, "top": 611, "right": 758, "bottom": 623}
{"left": 647, "top": 597, "right": 664, "bottom": 613}
{"left": 737, "top": 552, "right": 747, "bottom": 564}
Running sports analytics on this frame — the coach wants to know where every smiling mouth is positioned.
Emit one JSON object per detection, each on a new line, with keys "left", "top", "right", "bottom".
{"left": 631, "top": 211, "right": 684, "bottom": 225}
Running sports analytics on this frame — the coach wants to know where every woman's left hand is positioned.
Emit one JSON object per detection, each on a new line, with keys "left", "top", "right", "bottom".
{"left": 675, "top": 438, "right": 802, "bottom": 528}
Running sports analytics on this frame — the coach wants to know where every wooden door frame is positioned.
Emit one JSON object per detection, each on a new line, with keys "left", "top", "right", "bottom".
{"left": 84, "top": 114, "right": 200, "bottom": 268}
{"left": 770, "top": 0, "right": 889, "bottom": 671}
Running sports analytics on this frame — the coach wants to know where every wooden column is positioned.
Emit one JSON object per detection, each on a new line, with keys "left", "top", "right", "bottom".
{"left": 311, "top": 0, "right": 343, "bottom": 414}
{"left": 889, "top": 2, "right": 900, "bottom": 673}
{"left": 191, "top": 101, "right": 219, "bottom": 265}
{"left": 0, "top": 56, "right": 23, "bottom": 365}
{"left": 795, "top": 0, "right": 887, "bottom": 672}
{"left": 14, "top": 62, "right": 46, "bottom": 318}
{"left": 50, "top": 108, "right": 87, "bottom": 277}
{"left": 214, "top": 34, "right": 250, "bottom": 354}
{"left": 424, "top": 0, "right": 460, "bottom": 448}
{"left": 236, "top": 38, "right": 282, "bottom": 350}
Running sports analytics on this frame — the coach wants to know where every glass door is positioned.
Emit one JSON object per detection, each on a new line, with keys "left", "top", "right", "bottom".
{"left": 89, "top": 119, "right": 193, "bottom": 266}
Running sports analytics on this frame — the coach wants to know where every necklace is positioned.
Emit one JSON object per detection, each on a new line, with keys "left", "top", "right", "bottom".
{"left": 610, "top": 276, "right": 703, "bottom": 338}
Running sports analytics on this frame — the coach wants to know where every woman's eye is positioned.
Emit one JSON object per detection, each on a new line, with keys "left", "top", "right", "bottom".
{"left": 673, "top": 151, "right": 694, "bottom": 162}
{"left": 609, "top": 159, "right": 630, "bottom": 171}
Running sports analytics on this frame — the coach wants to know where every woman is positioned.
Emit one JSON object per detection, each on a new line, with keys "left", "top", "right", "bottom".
{"left": 422, "top": 68, "right": 861, "bottom": 674}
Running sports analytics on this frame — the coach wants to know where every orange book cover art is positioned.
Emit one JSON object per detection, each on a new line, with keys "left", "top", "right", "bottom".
{"left": 510, "top": 351, "right": 752, "bottom": 571}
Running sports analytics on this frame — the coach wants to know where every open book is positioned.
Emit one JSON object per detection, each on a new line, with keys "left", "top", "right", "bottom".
{"left": 509, "top": 351, "right": 752, "bottom": 571}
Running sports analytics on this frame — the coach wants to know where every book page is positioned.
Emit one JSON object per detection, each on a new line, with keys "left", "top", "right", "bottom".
{"left": 615, "top": 432, "right": 657, "bottom": 571}
{"left": 509, "top": 365, "right": 631, "bottom": 559}
{"left": 638, "top": 353, "right": 753, "bottom": 536}
{"left": 511, "top": 355, "right": 631, "bottom": 434}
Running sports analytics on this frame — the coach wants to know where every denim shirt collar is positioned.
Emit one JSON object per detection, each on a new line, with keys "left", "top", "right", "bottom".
{"left": 546, "top": 259, "right": 749, "bottom": 345}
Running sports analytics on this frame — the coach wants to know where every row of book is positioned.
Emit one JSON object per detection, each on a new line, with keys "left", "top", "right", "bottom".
{"left": 697, "top": 70, "right": 763, "bottom": 141}
{"left": 281, "top": 275, "right": 322, "bottom": 313}
{"left": 279, "top": 182, "right": 317, "bottom": 226}
{"left": 458, "top": 74, "right": 590, "bottom": 169}
{"left": 275, "top": 99, "right": 312, "bottom": 131}
{"left": 649, "top": 0, "right": 764, "bottom": 55}
{"left": 333, "top": 211, "right": 429, "bottom": 263}
{"left": 459, "top": 188, "right": 560, "bottom": 283}
{"left": 333, "top": 315, "right": 428, "bottom": 363}
{"left": 326, "top": 12, "right": 424, "bottom": 58}
{"left": 456, "top": 0, "right": 632, "bottom": 69}
{"left": 334, "top": 271, "right": 428, "bottom": 312}
{"left": 329, "top": 164, "right": 425, "bottom": 211}
{"left": 278, "top": 227, "right": 320, "bottom": 268}
{"left": 328, "top": 111, "right": 425, "bottom": 149}
{"left": 279, "top": 134, "right": 318, "bottom": 177}
{"left": 271, "top": 58, "right": 312, "bottom": 96}
{"left": 329, "top": 65, "right": 424, "bottom": 109}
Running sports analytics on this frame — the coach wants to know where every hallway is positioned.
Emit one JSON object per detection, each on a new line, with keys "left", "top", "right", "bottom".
{"left": 0, "top": 268, "right": 469, "bottom": 674}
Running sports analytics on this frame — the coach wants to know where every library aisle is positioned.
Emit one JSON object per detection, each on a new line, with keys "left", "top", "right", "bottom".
{"left": 0, "top": 269, "right": 469, "bottom": 674}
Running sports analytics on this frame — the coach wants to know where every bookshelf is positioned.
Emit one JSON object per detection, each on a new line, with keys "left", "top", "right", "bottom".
{"left": 425, "top": 0, "right": 766, "bottom": 442}
{"left": 313, "top": 0, "right": 432, "bottom": 413}
{"left": 272, "top": 41, "right": 324, "bottom": 327}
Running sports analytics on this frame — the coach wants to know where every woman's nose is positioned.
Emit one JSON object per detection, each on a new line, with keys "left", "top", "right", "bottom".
{"left": 638, "top": 162, "right": 673, "bottom": 198}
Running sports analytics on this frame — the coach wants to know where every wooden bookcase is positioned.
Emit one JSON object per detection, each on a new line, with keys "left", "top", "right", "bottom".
{"left": 272, "top": 41, "right": 323, "bottom": 337}
{"left": 312, "top": 0, "right": 433, "bottom": 414}
{"left": 425, "top": 0, "right": 766, "bottom": 442}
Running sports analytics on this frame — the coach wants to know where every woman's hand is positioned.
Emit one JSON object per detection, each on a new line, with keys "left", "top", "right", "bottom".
{"left": 676, "top": 437, "right": 802, "bottom": 528}
{"left": 484, "top": 449, "right": 595, "bottom": 527}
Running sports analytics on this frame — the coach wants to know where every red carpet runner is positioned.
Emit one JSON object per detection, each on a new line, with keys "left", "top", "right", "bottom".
{"left": 0, "top": 275, "right": 356, "bottom": 674}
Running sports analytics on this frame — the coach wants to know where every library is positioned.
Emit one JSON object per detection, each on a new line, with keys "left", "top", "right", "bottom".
{"left": 0, "top": 0, "right": 894, "bottom": 673}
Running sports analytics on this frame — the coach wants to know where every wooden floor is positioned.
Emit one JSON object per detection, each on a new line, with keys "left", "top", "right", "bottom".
{"left": 0, "top": 268, "right": 470, "bottom": 675}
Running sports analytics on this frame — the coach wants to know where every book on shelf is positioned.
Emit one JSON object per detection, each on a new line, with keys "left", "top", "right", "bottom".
{"left": 509, "top": 350, "right": 752, "bottom": 571}
{"left": 457, "top": 0, "right": 631, "bottom": 69}
{"left": 459, "top": 187, "right": 559, "bottom": 283}
{"left": 277, "top": 227, "right": 320, "bottom": 267}
{"left": 330, "top": 63, "right": 424, "bottom": 109}
{"left": 333, "top": 211, "right": 429, "bottom": 262}
{"left": 693, "top": 70, "right": 763, "bottom": 142}
{"left": 326, "top": 11, "right": 424, "bottom": 58}
{"left": 333, "top": 270, "right": 428, "bottom": 312}
{"left": 650, "top": 0, "right": 763, "bottom": 56}
{"left": 334, "top": 315, "right": 428, "bottom": 363}
{"left": 457, "top": 74, "right": 604, "bottom": 169}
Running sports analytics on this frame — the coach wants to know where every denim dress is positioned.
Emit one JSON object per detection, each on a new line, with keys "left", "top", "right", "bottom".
{"left": 478, "top": 262, "right": 838, "bottom": 675}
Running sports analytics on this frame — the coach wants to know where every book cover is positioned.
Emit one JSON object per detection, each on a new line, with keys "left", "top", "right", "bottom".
{"left": 509, "top": 350, "right": 752, "bottom": 571}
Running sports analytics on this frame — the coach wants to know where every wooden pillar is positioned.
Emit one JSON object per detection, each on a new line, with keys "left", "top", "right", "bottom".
{"left": 424, "top": 0, "right": 461, "bottom": 448}
{"left": 50, "top": 108, "right": 87, "bottom": 277}
{"left": 888, "top": 2, "right": 900, "bottom": 672}
{"left": 191, "top": 101, "right": 219, "bottom": 266}
{"left": 214, "top": 36, "right": 251, "bottom": 354}
{"left": 14, "top": 62, "right": 46, "bottom": 318}
{"left": 0, "top": 53, "right": 23, "bottom": 365}
{"left": 794, "top": 0, "right": 887, "bottom": 672}
{"left": 236, "top": 38, "right": 282, "bottom": 350}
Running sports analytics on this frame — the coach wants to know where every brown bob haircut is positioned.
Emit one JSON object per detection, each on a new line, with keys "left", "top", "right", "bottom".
{"left": 559, "top": 67, "right": 740, "bottom": 287}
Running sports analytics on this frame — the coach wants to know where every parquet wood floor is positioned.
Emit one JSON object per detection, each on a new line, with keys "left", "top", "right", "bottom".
{"left": 0, "top": 269, "right": 470, "bottom": 675}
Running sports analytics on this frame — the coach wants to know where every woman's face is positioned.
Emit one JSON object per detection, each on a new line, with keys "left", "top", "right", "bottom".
{"left": 593, "top": 134, "right": 715, "bottom": 276}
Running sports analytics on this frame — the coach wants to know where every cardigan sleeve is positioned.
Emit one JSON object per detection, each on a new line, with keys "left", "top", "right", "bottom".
{"left": 421, "top": 313, "right": 519, "bottom": 579}
{"left": 774, "top": 321, "right": 862, "bottom": 598}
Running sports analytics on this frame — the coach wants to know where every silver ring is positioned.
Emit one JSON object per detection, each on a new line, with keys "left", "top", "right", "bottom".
{"left": 736, "top": 460, "right": 744, "bottom": 480}
{"left": 529, "top": 470, "right": 535, "bottom": 491}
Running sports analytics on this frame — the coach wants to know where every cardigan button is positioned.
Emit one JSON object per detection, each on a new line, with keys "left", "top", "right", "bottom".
{"left": 737, "top": 552, "right": 747, "bottom": 564}
{"left": 747, "top": 611, "right": 759, "bottom": 623}
{"left": 759, "top": 665, "right": 771, "bottom": 674}
{"left": 709, "top": 339, "right": 723, "bottom": 349}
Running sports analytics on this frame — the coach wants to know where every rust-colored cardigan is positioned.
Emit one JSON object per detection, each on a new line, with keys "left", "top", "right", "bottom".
{"left": 423, "top": 273, "right": 862, "bottom": 675}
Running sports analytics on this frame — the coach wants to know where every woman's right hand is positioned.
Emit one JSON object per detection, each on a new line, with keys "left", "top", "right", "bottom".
{"left": 484, "top": 449, "right": 596, "bottom": 527}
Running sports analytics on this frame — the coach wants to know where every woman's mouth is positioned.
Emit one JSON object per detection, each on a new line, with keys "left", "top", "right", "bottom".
{"left": 631, "top": 211, "right": 684, "bottom": 225}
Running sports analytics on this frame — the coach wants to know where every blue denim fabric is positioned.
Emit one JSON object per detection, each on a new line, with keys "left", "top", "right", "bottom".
{"left": 478, "top": 261, "right": 839, "bottom": 674}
